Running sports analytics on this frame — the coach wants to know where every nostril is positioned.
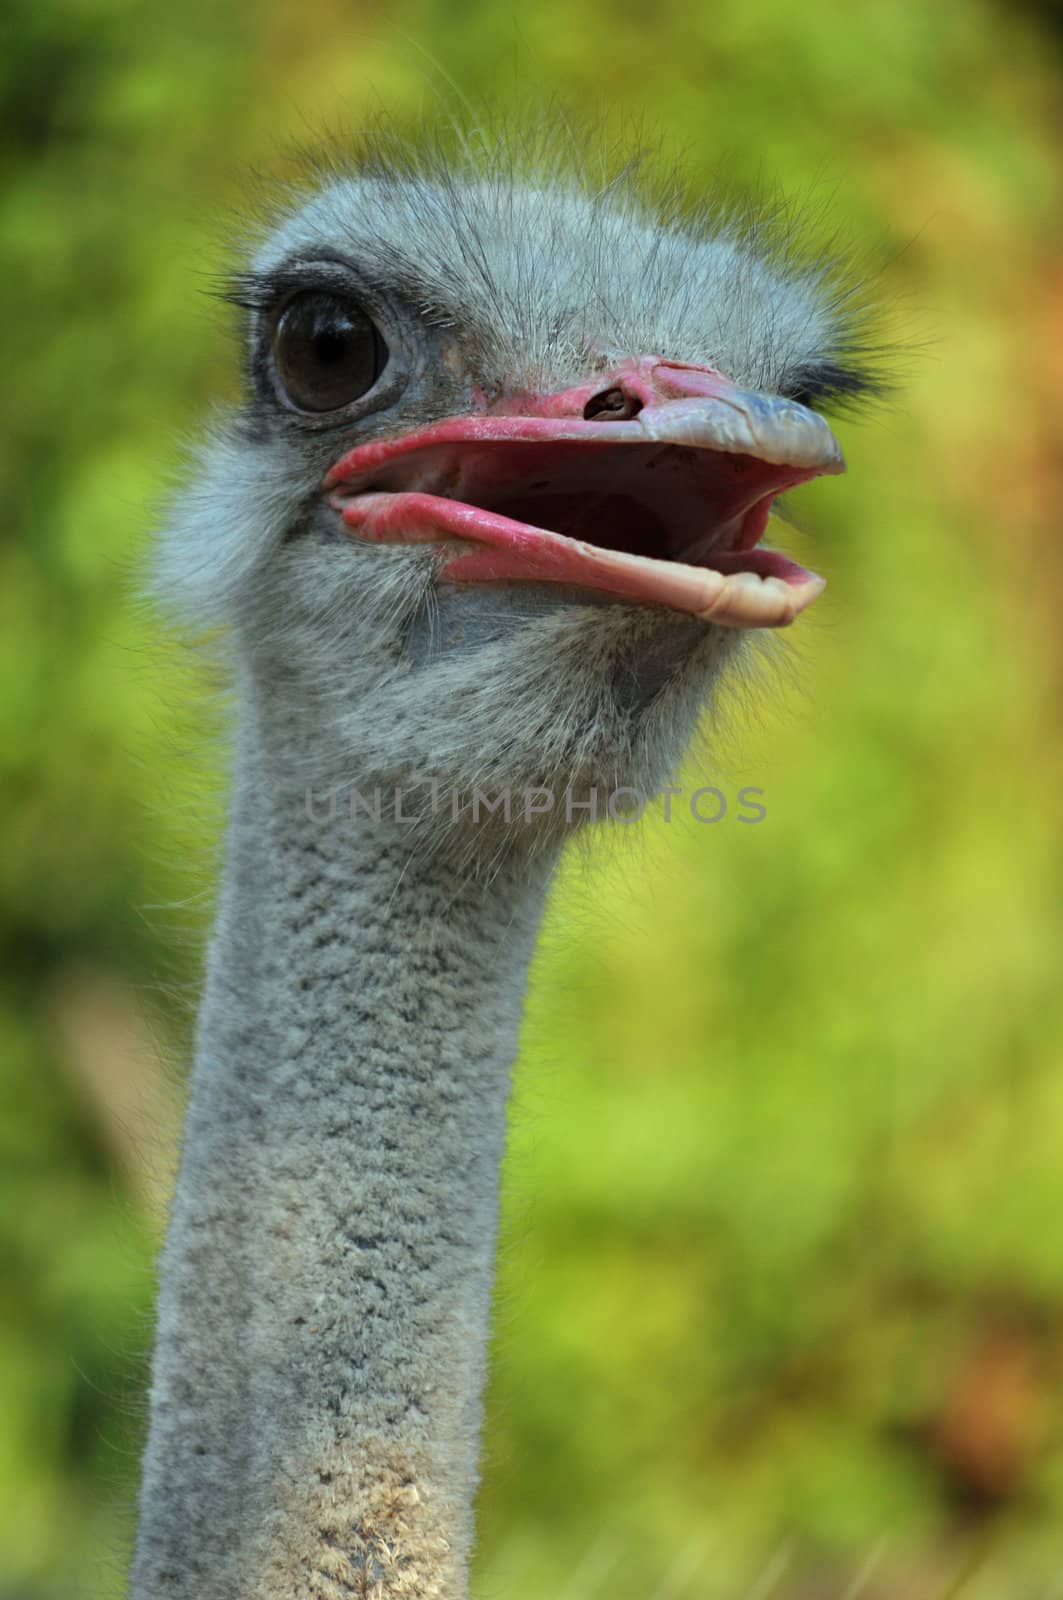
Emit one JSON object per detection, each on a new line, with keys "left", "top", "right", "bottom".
{"left": 583, "top": 386, "right": 644, "bottom": 422}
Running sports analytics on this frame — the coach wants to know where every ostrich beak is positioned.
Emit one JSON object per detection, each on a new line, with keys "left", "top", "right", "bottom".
{"left": 325, "top": 357, "right": 845, "bottom": 629}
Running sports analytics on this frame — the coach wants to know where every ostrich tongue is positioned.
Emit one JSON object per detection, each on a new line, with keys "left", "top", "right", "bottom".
{"left": 327, "top": 360, "right": 845, "bottom": 630}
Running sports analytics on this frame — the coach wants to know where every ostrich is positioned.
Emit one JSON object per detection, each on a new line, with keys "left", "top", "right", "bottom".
{"left": 131, "top": 133, "right": 878, "bottom": 1600}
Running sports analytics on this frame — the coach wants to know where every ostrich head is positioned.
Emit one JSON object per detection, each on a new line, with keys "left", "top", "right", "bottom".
{"left": 159, "top": 138, "right": 876, "bottom": 838}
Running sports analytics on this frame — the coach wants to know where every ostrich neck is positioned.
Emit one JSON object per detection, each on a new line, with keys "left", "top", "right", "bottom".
{"left": 131, "top": 682, "right": 555, "bottom": 1600}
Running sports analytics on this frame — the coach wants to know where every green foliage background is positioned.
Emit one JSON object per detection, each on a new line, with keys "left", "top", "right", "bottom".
{"left": 3, "top": 1, "right": 1062, "bottom": 1595}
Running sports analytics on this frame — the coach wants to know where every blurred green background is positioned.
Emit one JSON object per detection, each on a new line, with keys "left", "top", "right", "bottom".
{"left": 4, "top": 1, "right": 1063, "bottom": 1596}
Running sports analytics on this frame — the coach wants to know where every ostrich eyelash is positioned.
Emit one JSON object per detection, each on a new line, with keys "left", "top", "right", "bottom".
{"left": 782, "top": 356, "right": 890, "bottom": 414}
{"left": 217, "top": 269, "right": 317, "bottom": 315}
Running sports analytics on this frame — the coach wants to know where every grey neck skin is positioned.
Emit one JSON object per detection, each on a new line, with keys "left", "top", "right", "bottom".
{"left": 130, "top": 682, "right": 555, "bottom": 1600}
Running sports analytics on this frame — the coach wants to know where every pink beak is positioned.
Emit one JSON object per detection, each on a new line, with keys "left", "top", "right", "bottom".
{"left": 326, "top": 356, "right": 845, "bottom": 630}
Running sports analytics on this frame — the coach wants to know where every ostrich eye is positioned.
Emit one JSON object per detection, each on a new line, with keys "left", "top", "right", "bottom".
{"left": 272, "top": 292, "right": 387, "bottom": 412}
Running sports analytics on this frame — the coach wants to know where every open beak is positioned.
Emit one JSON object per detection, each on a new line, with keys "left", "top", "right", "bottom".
{"left": 325, "top": 356, "right": 845, "bottom": 630}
